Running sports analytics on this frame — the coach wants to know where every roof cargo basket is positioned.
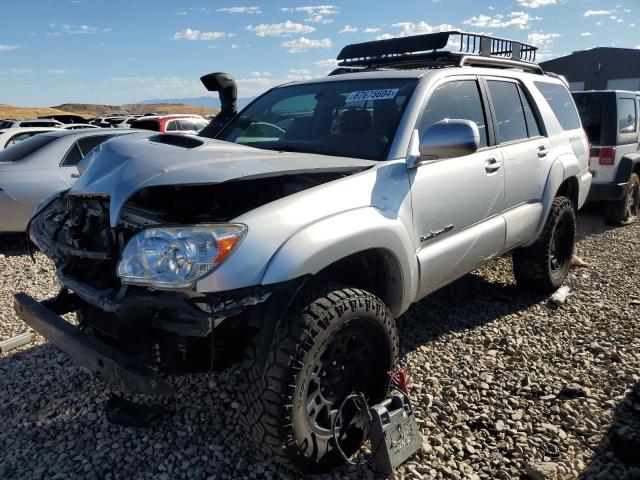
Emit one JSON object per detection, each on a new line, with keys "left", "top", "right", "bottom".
{"left": 336, "top": 31, "right": 542, "bottom": 74}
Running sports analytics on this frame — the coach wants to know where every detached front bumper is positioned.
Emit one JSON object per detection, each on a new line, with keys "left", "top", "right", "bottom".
{"left": 14, "top": 292, "right": 172, "bottom": 395}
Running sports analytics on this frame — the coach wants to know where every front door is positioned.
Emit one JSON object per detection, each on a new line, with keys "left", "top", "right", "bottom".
{"left": 409, "top": 77, "right": 505, "bottom": 299}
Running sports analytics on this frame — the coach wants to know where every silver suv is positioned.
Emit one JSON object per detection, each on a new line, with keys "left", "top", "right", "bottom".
{"left": 16, "top": 32, "right": 591, "bottom": 472}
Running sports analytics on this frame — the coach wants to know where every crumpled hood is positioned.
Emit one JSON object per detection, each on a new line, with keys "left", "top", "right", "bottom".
{"left": 71, "top": 134, "right": 375, "bottom": 226}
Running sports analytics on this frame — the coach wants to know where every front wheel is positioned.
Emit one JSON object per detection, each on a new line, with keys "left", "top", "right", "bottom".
{"left": 237, "top": 284, "right": 398, "bottom": 472}
{"left": 605, "top": 172, "right": 640, "bottom": 226}
{"left": 513, "top": 196, "right": 576, "bottom": 293}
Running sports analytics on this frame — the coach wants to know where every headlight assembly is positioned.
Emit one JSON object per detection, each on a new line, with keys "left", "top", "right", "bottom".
{"left": 117, "top": 224, "right": 246, "bottom": 288}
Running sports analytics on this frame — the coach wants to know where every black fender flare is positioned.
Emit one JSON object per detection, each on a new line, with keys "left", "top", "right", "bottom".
{"left": 614, "top": 153, "right": 640, "bottom": 183}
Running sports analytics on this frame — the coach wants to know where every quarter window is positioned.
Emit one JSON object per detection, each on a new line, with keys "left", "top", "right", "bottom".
{"left": 534, "top": 81, "right": 582, "bottom": 131}
{"left": 618, "top": 99, "right": 637, "bottom": 134}
{"left": 419, "top": 80, "right": 488, "bottom": 148}
{"left": 487, "top": 81, "right": 529, "bottom": 143}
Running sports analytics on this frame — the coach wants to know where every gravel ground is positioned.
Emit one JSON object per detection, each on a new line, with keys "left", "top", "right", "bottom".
{"left": 0, "top": 209, "right": 639, "bottom": 480}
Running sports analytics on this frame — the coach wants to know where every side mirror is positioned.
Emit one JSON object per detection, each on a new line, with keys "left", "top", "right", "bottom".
{"left": 419, "top": 119, "right": 480, "bottom": 161}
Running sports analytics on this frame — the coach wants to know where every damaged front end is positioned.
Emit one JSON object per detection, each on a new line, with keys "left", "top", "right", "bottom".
{"left": 18, "top": 179, "right": 322, "bottom": 392}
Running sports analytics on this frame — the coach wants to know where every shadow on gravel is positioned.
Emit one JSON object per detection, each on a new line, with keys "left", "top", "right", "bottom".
{"left": 0, "top": 233, "right": 30, "bottom": 257}
{"left": 396, "top": 269, "right": 547, "bottom": 357}
{"left": 575, "top": 205, "right": 616, "bottom": 242}
{"left": 580, "top": 382, "right": 640, "bottom": 479}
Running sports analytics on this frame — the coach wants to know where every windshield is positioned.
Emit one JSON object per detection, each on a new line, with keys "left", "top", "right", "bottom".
{"left": 217, "top": 78, "right": 418, "bottom": 160}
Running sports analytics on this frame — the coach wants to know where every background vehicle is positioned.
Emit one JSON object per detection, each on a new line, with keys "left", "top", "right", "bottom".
{"left": 38, "top": 114, "right": 88, "bottom": 124}
{"left": 0, "top": 127, "right": 58, "bottom": 149}
{"left": 0, "top": 129, "right": 147, "bottom": 232}
{"left": 18, "top": 32, "right": 591, "bottom": 472}
{"left": 113, "top": 116, "right": 143, "bottom": 128}
{"left": 0, "top": 119, "right": 62, "bottom": 129}
{"left": 573, "top": 90, "right": 640, "bottom": 225}
{"left": 60, "top": 123, "right": 101, "bottom": 130}
{"left": 129, "top": 114, "right": 208, "bottom": 134}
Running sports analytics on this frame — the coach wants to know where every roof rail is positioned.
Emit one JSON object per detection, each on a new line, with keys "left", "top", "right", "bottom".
{"left": 336, "top": 31, "right": 543, "bottom": 74}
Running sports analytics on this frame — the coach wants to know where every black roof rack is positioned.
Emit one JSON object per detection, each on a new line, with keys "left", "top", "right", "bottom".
{"left": 336, "top": 31, "right": 543, "bottom": 74}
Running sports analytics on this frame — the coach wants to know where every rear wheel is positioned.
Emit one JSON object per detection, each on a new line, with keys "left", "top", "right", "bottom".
{"left": 237, "top": 283, "right": 398, "bottom": 472}
{"left": 513, "top": 196, "right": 576, "bottom": 293}
{"left": 605, "top": 172, "right": 640, "bottom": 226}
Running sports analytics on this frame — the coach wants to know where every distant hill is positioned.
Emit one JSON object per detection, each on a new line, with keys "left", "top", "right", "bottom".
{"left": 138, "top": 96, "right": 255, "bottom": 110}
{"left": 54, "top": 103, "right": 219, "bottom": 117}
{"left": 0, "top": 103, "right": 219, "bottom": 121}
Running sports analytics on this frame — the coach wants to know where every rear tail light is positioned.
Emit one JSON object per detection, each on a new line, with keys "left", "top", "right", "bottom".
{"left": 599, "top": 147, "right": 616, "bottom": 165}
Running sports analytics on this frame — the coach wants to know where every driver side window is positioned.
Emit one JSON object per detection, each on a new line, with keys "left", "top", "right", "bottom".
{"left": 418, "top": 80, "right": 488, "bottom": 148}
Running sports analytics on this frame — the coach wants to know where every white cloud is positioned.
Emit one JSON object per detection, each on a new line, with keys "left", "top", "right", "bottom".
{"left": 216, "top": 6, "right": 261, "bottom": 14}
{"left": 246, "top": 21, "right": 315, "bottom": 37}
{"left": 286, "top": 68, "right": 312, "bottom": 80}
{"left": 8, "top": 68, "right": 33, "bottom": 74}
{"left": 340, "top": 25, "right": 358, "bottom": 33}
{"left": 363, "top": 27, "right": 381, "bottom": 33}
{"left": 60, "top": 24, "right": 111, "bottom": 34}
{"left": 376, "top": 21, "right": 455, "bottom": 39}
{"left": 173, "top": 28, "right": 227, "bottom": 41}
{"left": 581, "top": 32, "right": 592, "bottom": 36}
{"left": 0, "top": 44, "right": 19, "bottom": 51}
{"left": 583, "top": 10, "right": 613, "bottom": 17}
{"left": 517, "top": 0, "right": 556, "bottom": 8}
{"left": 463, "top": 11, "right": 540, "bottom": 29}
{"left": 313, "top": 58, "right": 338, "bottom": 67}
{"left": 280, "top": 5, "right": 339, "bottom": 24}
{"left": 45, "top": 68, "right": 76, "bottom": 75}
{"left": 251, "top": 71, "right": 272, "bottom": 77}
{"left": 392, "top": 21, "right": 456, "bottom": 36}
{"left": 281, "top": 37, "right": 332, "bottom": 53}
{"left": 527, "top": 32, "right": 561, "bottom": 48}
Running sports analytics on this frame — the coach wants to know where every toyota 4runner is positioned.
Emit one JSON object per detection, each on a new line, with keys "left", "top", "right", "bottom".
{"left": 15, "top": 32, "right": 591, "bottom": 472}
{"left": 573, "top": 90, "right": 640, "bottom": 225}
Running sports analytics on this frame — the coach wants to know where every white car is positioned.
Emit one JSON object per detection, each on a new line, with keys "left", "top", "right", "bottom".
{"left": 0, "top": 127, "right": 59, "bottom": 149}
{"left": 0, "top": 119, "right": 63, "bottom": 129}
{"left": 61, "top": 124, "right": 101, "bottom": 130}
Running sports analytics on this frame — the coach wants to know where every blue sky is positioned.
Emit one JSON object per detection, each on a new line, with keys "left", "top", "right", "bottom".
{"left": 1, "top": 0, "right": 638, "bottom": 106}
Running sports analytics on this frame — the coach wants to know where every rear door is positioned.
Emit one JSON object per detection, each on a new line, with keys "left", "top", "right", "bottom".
{"left": 615, "top": 95, "right": 639, "bottom": 169}
{"left": 483, "top": 78, "right": 551, "bottom": 249}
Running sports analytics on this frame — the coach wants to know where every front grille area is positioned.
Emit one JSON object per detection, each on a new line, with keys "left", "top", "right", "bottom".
{"left": 57, "top": 197, "right": 123, "bottom": 291}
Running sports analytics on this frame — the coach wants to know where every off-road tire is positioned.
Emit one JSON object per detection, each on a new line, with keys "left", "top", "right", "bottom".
{"left": 513, "top": 196, "right": 576, "bottom": 293}
{"left": 237, "top": 283, "right": 398, "bottom": 473}
{"left": 605, "top": 172, "right": 640, "bottom": 226}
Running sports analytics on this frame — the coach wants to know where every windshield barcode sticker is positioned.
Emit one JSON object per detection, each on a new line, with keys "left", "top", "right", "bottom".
{"left": 345, "top": 88, "right": 399, "bottom": 103}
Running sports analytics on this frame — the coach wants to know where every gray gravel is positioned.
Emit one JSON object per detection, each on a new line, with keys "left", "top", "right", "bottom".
{"left": 0, "top": 210, "right": 639, "bottom": 479}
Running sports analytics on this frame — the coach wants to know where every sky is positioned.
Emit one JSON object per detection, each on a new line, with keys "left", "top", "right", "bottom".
{"left": 0, "top": 0, "right": 638, "bottom": 106}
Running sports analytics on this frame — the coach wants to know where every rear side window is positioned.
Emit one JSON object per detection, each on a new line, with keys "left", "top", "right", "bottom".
{"left": 618, "top": 99, "right": 637, "bottom": 134}
{"left": 574, "top": 94, "right": 603, "bottom": 145}
{"left": 534, "top": 81, "right": 582, "bottom": 131}
{"left": 178, "top": 119, "right": 197, "bottom": 131}
{"left": 0, "top": 135, "right": 57, "bottom": 163}
{"left": 487, "top": 81, "right": 529, "bottom": 143}
{"left": 419, "top": 80, "right": 488, "bottom": 148}
{"left": 61, "top": 135, "right": 110, "bottom": 166}
{"left": 166, "top": 120, "right": 179, "bottom": 132}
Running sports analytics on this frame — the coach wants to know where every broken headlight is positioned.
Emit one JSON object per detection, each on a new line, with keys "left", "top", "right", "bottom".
{"left": 117, "top": 224, "right": 246, "bottom": 288}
